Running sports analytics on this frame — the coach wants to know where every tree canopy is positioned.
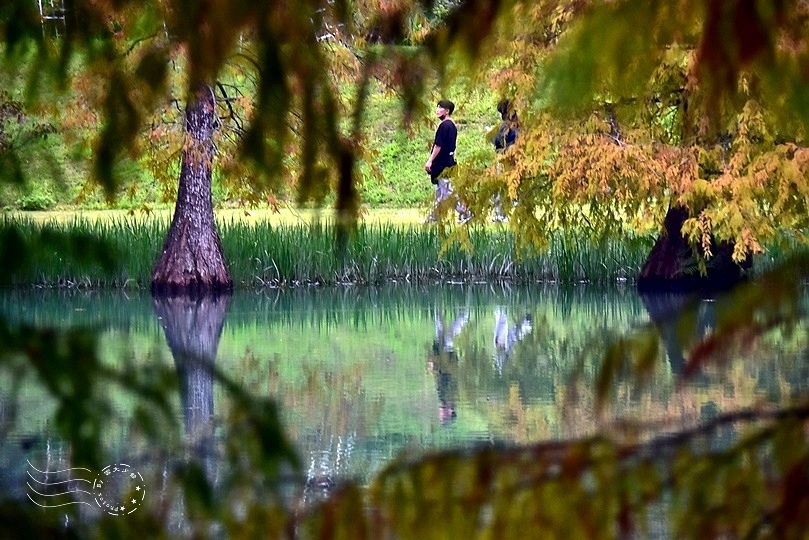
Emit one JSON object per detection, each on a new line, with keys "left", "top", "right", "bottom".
{"left": 4, "top": 1, "right": 809, "bottom": 267}
{"left": 445, "top": 1, "right": 809, "bottom": 268}
{"left": 6, "top": 1, "right": 808, "bottom": 274}
{"left": 2, "top": 0, "right": 484, "bottom": 215}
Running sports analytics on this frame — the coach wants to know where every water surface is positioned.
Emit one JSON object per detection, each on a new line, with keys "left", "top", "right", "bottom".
{"left": 1, "top": 284, "right": 806, "bottom": 521}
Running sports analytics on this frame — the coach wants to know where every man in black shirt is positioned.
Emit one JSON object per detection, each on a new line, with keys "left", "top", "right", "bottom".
{"left": 424, "top": 99, "right": 472, "bottom": 224}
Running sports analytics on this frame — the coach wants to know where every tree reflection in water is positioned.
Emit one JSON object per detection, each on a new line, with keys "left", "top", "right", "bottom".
{"left": 641, "top": 292, "right": 717, "bottom": 375}
{"left": 1, "top": 280, "right": 807, "bottom": 536}
{"left": 152, "top": 293, "right": 232, "bottom": 486}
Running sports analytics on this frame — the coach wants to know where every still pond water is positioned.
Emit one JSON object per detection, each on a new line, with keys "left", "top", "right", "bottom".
{"left": 1, "top": 283, "right": 807, "bottom": 524}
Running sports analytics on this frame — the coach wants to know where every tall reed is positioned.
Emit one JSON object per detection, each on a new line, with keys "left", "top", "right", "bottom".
{"left": 0, "top": 215, "right": 661, "bottom": 288}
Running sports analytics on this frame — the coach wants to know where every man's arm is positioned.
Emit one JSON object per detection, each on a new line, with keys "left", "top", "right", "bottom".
{"left": 425, "top": 144, "right": 441, "bottom": 173}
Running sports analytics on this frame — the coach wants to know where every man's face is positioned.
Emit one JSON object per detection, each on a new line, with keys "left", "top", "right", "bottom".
{"left": 436, "top": 105, "right": 448, "bottom": 119}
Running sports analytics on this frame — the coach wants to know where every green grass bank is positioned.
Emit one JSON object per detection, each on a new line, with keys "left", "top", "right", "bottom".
{"left": 1, "top": 211, "right": 655, "bottom": 288}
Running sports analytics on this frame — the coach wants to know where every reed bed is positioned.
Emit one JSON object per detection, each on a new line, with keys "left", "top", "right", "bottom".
{"left": 1, "top": 214, "right": 657, "bottom": 288}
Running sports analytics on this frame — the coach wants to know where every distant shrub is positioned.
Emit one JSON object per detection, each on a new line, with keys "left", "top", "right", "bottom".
{"left": 16, "top": 190, "right": 56, "bottom": 211}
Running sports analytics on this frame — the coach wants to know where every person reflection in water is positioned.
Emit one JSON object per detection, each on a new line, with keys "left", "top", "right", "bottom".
{"left": 493, "top": 306, "right": 533, "bottom": 375}
{"left": 428, "top": 307, "right": 469, "bottom": 424}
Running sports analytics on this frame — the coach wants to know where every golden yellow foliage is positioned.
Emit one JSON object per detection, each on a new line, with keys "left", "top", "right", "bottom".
{"left": 440, "top": 1, "right": 809, "bottom": 267}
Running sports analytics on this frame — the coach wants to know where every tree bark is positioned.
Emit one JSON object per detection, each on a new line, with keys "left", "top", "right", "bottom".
{"left": 151, "top": 84, "right": 232, "bottom": 296}
{"left": 637, "top": 205, "right": 751, "bottom": 294}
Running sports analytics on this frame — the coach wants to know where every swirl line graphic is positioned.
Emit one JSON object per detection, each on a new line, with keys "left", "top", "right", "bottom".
{"left": 27, "top": 494, "right": 93, "bottom": 508}
{"left": 26, "top": 460, "right": 92, "bottom": 475}
{"left": 27, "top": 471, "right": 92, "bottom": 486}
{"left": 26, "top": 460, "right": 95, "bottom": 509}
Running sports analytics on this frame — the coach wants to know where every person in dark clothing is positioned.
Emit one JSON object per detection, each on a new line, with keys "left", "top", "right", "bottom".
{"left": 489, "top": 99, "right": 520, "bottom": 222}
{"left": 492, "top": 99, "right": 519, "bottom": 151}
{"left": 424, "top": 99, "right": 472, "bottom": 224}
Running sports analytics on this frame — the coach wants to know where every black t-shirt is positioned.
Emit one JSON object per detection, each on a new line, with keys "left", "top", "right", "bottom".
{"left": 430, "top": 118, "right": 457, "bottom": 180}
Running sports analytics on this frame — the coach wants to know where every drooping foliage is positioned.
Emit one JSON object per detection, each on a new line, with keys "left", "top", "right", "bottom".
{"left": 1, "top": 0, "right": 507, "bottom": 220}
{"left": 455, "top": 0, "right": 809, "bottom": 268}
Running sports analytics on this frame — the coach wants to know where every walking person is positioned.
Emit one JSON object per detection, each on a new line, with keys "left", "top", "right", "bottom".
{"left": 490, "top": 99, "right": 519, "bottom": 222}
{"left": 424, "top": 99, "right": 472, "bottom": 224}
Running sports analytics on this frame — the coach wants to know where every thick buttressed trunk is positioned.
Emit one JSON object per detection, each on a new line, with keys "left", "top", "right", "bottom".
{"left": 637, "top": 206, "right": 751, "bottom": 294}
{"left": 151, "top": 85, "right": 232, "bottom": 296}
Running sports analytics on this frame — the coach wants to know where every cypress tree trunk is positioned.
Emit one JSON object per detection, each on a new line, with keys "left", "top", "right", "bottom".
{"left": 151, "top": 84, "right": 232, "bottom": 295}
{"left": 637, "top": 206, "right": 750, "bottom": 293}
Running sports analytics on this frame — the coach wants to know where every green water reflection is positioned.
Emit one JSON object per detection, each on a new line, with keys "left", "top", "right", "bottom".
{"left": 1, "top": 284, "right": 807, "bottom": 498}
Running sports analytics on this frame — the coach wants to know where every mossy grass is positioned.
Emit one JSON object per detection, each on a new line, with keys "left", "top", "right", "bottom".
{"left": 1, "top": 213, "right": 656, "bottom": 288}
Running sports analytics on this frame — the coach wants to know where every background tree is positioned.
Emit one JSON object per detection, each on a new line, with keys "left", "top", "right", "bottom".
{"left": 0, "top": 91, "right": 55, "bottom": 193}
{"left": 3, "top": 0, "right": 444, "bottom": 292}
{"left": 150, "top": 84, "right": 232, "bottom": 294}
{"left": 454, "top": 0, "right": 809, "bottom": 290}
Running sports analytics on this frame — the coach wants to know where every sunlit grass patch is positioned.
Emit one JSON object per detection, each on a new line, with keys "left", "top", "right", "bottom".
{"left": 1, "top": 206, "right": 429, "bottom": 227}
